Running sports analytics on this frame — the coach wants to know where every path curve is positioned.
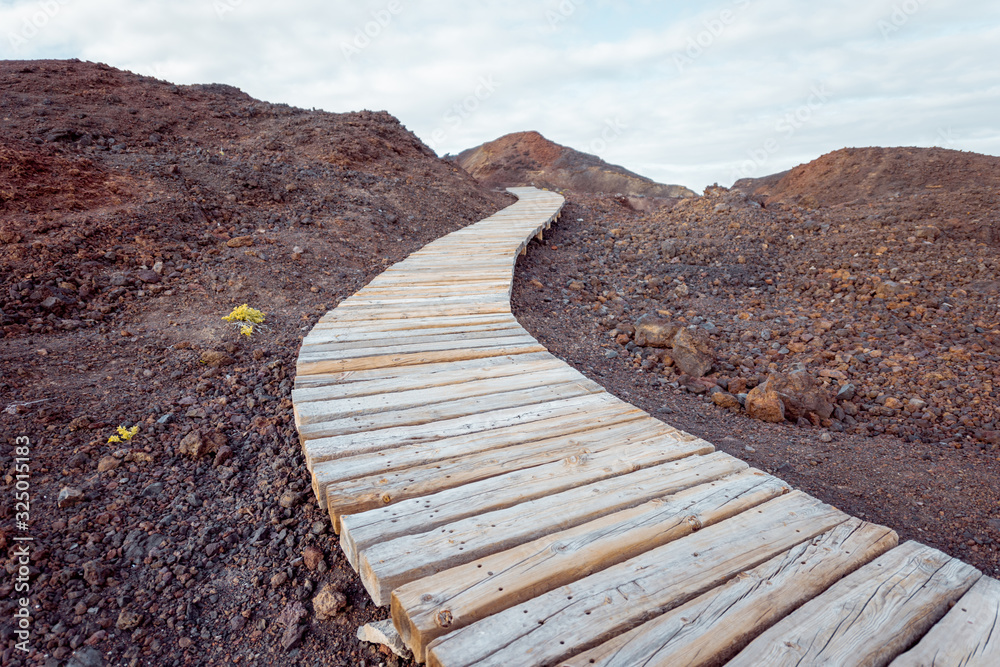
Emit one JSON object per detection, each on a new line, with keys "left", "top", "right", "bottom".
{"left": 293, "top": 187, "right": 999, "bottom": 666}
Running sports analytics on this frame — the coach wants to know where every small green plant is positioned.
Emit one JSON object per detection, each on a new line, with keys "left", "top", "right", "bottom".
{"left": 107, "top": 424, "right": 139, "bottom": 444}
{"left": 223, "top": 303, "right": 267, "bottom": 337}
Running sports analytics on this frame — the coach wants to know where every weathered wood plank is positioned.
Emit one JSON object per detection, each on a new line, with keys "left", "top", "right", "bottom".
{"left": 298, "top": 379, "right": 601, "bottom": 444}
{"left": 393, "top": 469, "right": 790, "bottom": 661}
{"left": 295, "top": 366, "right": 589, "bottom": 426}
{"left": 293, "top": 352, "right": 553, "bottom": 389}
{"left": 728, "top": 540, "right": 982, "bottom": 667}
{"left": 300, "top": 327, "right": 528, "bottom": 353}
{"left": 316, "top": 302, "right": 512, "bottom": 323}
{"left": 324, "top": 416, "right": 695, "bottom": 532}
{"left": 302, "top": 392, "right": 626, "bottom": 470}
{"left": 297, "top": 333, "right": 538, "bottom": 363}
{"left": 295, "top": 341, "right": 547, "bottom": 376}
{"left": 354, "top": 452, "right": 747, "bottom": 605}
{"left": 302, "top": 321, "right": 523, "bottom": 347}
{"left": 562, "top": 518, "right": 898, "bottom": 667}
{"left": 308, "top": 313, "right": 517, "bottom": 334}
{"left": 424, "top": 491, "right": 848, "bottom": 667}
{"left": 309, "top": 403, "right": 648, "bottom": 509}
{"left": 292, "top": 356, "right": 565, "bottom": 403}
{"left": 344, "top": 439, "right": 720, "bottom": 570}
{"left": 890, "top": 575, "right": 1000, "bottom": 667}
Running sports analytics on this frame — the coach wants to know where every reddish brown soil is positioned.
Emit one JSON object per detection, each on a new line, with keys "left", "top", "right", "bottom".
{"left": 0, "top": 60, "right": 510, "bottom": 667}
{"left": 449, "top": 130, "right": 696, "bottom": 198}
{"left": 511, "top": 149, "right": 1000, "bottom": 580}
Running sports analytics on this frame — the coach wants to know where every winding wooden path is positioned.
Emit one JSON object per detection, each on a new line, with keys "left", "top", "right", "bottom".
{"left": 293, "top": 187, "right": 999, "bottom": 666}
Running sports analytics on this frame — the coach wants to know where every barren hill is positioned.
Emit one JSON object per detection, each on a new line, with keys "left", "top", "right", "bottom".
{"left": 0, "top": 59, "right": 508, "bottom": 667}
{"left": 450, "top": 131, "right": 696, "bottom": 199}
{"left": 735, "top": 146, "right": 1000, "bottom": 207}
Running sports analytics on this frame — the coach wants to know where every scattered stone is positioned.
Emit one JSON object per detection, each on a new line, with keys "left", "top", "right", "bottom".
{"left": 65, "top": 647, "right": 104, "bottom": 667}
{"left": 116, "top": 609, "right": 143, "bottom": 631}
{"left": 270, "top": 571, "right": 289, "bottom": 588}
{"left": 200, "top": 349, "right": 235, "bottom": 367}
{"left": 277, "top": 601, "right": 307, "bottom": 651}
{"left": 82, "top": 560, "right": 106, "bottom": 586}
{"left": 670, "top": 327, "right": 714, "bottom": 377}
{"left": 768, "top": 370, "right": 834, "bottom": 421}
{"left": 226, "top": 235, "right": 254, "bottom": 248}
{"left": 633, "top": 313, "right": 679, "bottom": 348}
{"left": 135, "top": 269, "right": 161, "bottom": 284}
{"left": 836, "top": 383, "right": 856, "bottom": 401}
{"left": 712, "top": 392, "right": 742, "bottom": 411}
{"left": 97, "top": 455, "right": 121, "bottom": 473}
{"left": 819, "top": 432, "right": 834, "bottom": 443}
{"left": 312, "top": 584, "right": 347, "bottom": 621}
{"left": 302, "top": 546, "right": 325, "bottom": 571}
{"left": 178, "top": 431, "right": 208, "bottom": 458}
{"left": 279, "top": 491, "right": 304, "bottom": 509}
{"left": 357, "top": 619, "right": 412, "bottom": 659}
{"left": 745, "top": 382, "right": 785, "bottom": 423}
{"left": 58, "top": 486, "right": 85, "bottom": 508}
{"left": 213, "top": 444, "right": 233, "bottom": 466}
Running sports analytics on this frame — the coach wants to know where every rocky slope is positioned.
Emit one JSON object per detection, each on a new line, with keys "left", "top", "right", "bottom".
{"left": 512, "top": 147, "right": 1000, "bottom": 579}
{"left": 450, "top": 130, "right": 696, "bottom": 199}
{"left": 0, "top": 59, "right": 510, "bottom": 667}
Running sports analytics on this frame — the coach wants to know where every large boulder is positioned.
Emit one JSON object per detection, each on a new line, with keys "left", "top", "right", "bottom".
{"left": 768, "top": 370, "right": 835, "bottom": 421}
{"left": 670, "top": 327, "right": 714, "bottom": 378}
{"left": 746, "top": 383, "right": 785, "bottom": 423}
{"left": 634, "top": 314, "right": 678, "bottom": 348}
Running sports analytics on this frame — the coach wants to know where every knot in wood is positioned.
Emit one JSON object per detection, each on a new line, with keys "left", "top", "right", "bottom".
{"left": 435, "top": 609, "right": 453, "bottom": 628}
{"left": 381, "top": 493, "right": 392, "bottom": 504}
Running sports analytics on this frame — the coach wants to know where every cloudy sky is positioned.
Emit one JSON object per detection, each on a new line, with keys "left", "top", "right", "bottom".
{"left": 3, "top": 0, "right": 999, "bottom": 191}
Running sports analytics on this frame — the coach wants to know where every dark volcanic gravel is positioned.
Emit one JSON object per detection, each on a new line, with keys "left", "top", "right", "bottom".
{"left": 0, "top": 60, "right": 510, "bottom": 666}
{"left": 512, "top": 167, "right": 1000, "bottom": 578}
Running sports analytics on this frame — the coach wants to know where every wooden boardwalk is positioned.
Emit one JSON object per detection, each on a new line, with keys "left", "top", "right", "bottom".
{"left": 293, "top": 187, "right": 999, "bottom": 666}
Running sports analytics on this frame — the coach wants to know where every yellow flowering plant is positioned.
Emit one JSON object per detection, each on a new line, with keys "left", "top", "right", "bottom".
{"left": 222, "top": 304, "right": 268, "bottom": 337}
{"left": 107, "top": 424, "right": 139, "bottom": 444}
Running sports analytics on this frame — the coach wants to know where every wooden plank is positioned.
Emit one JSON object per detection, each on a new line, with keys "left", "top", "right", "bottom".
{"left": 424, "top": 491, "right": 848, "bottom": 667}
{"left": 310, "top": 313, "right": 516, "bottom": 331}
{"left": 393, "top": 469, "right": 791, "bottom": 661}
{"left": 295, "top": 366, "right": 591, "bottom": 425}
{"left": 338, "top": 294, "right": 510, "bottom": 308}
{"left": 295, "top": 341, "right": 547, "bottom": 376}
{"left": 316, "top": 302, "right": 512, "bottom": 322}
{"left": 563, "top": 518, "right": 898, "bottom": 667}
{"left": 324, "top": 416, "right": 693, "bottom": 532}
{"left": 354, "top": 452, "right": 747, "bottom": 606}
{"left": 890, "top": 576, "right": 1000, "bottom": 667}
{"left": 300, "top": 326, "right": 527, "bottom": 353}
{"left": 293, "top": 351, "right": 553, "bottom": 389}
{"left": 309, "top": 403, "right": 649, "bottom": 509}
{"left": 302, "top": 393, "right": 628, "bottom": 470}
{"left": 728, "top": 541, "right": 982, "bottom": 667}
{"left": 297, "top": 332, "right": 537, "bottom": 360}
{"left": 302, "top": 323, "right": 525, "bottom": 348}
{"left": 298, "top": 379, "right": 601, "bottom": 443}
{"left": 343, "top": 437, "right": 719, "bottom": 569}
{"left": 292, "top": 356, "right": 565, "bottom": 402}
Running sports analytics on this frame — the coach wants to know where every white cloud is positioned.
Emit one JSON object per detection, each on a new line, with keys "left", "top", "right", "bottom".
{"left": 2, "top": 0, "right": 998, "bottom": 191}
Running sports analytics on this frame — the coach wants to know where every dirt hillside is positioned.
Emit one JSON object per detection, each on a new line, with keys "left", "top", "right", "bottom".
{"left": 0, "top": 59, "right": 509, "bottom": 667}
{"left": 450, "top": 130, "right": 696, "bottom": 199}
